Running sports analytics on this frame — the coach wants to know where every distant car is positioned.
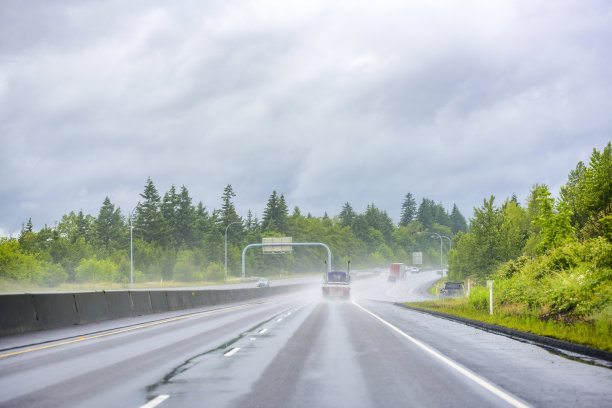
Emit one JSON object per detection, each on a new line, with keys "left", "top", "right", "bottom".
{"left": 439, "top": 282, "right": 464, "bottom": 298}
{"left": 411, "top": 267, "right": 419, "bottom": 273}
{"left": 256, "top": 278, "right": 270, "bottom": 288}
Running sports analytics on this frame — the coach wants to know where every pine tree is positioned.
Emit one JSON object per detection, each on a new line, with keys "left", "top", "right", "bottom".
{"left": 262, "top": 191, "right": 279, "bottom": 232}
{"left": 162, "top": 185, "right": 179, "bottom": 248}
{"left": 194, "top": 202, "right": 210, "bottom": 241}
{"left": 339, "top": 202, "right": 356, "bottom": 227}
{"left": 95, "top": 197, "right": 124, "bottom": 249}
{"left": 175, "top": 186, "right": 196, "bottom": 248}
{"left": 220, "top": 184, "right": 242, "bottom": 228}
{"left": 277, "top": 194, "right": 289, "bottom": 233}
{"left": 134, "top": 177, "right": 165, "bottom": 244}
{"left": 417, "top": 198, "right": 435, "bottom": 230}
{"left": 449, "top": 204, "right": 468, "bottom": 234}
{"left": 399, "top": 193, "right": 417, "bottom": 226}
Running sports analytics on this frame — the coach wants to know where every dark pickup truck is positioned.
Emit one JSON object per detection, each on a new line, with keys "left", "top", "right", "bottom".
{"left": 439, "top": 281, "right": 464, "bottom": 298}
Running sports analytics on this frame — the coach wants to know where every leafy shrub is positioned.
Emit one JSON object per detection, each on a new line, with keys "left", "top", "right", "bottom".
{"left": 495, "top": 238, "right": 612, "bottom": 323}
{"left": 173, "top": 250, "right": 203, "bottom": 282}
{"left": 468, "top": 286, "right": 489, "bottom": 310}
{"left": 203, "top": 262, "right": 224, "bottom": 282}
{"left": 75, "top": 257, "right": 118, "bottom": 282}
{"left": 38, "top": 263, "right": 68, "bottom": 287}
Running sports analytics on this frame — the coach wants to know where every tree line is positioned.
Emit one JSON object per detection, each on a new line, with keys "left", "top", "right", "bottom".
{"left": 449, "top": 142, "right": 612, "bottom": 282}
{"left": 1, "top": 180, "right": 467, "bottom": 287}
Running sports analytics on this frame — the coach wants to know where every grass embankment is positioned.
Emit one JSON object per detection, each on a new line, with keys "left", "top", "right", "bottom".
{"left": 409, "top": 238, "right": 612, "bottom": 352}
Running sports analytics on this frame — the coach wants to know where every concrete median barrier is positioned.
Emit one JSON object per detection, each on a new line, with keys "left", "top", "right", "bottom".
{"left": 1, "top": 282, "right": 317, "bottom": 337}
{"left": 130, "top": 291, "right": 152, "bottom": 316}
{"left": 0, "top": 294, "right": 37, "bottom": 336}
{"left": 74, "top": 292, "right": 109, "bottom": 324}
{"left": 149, "top": 291, "right": 169, "bottom": 313}
{"left": 105, "top": 291, "right": 134, "bottom": 320}
{"left": 31, "top": 293, "right": 79, "bottom": 331}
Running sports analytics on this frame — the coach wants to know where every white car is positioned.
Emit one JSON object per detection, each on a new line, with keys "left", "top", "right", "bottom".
{"left": 256, "top": 278, "right": 270, "bottom": 288}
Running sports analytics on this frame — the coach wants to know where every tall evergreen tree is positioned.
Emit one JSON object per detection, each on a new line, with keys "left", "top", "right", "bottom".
{"left": 194, "top": 202, "right": 210, "bottom": 240}
{"left": 134, "top": 177, "right": 165, "bottom": 244}
{"left": 95, "top": 197, "right": 124, "bottom": 249}
{"left": 364, "top": 204, "right": 394, "bottom": 241}
{"left": 449, "top": 204, "right": 468, "bottom": 234}
{"left": 162, "top": 185, "right": 179, "bottom": 248}
{"left": 220, "top": 184, "right": 242, "bottom": 228}
{"left": 339, "top": 202, "right": 356, "bottom": 227}
{"left": 76, "top": 210, "right": 91, "bottom": 242}
{"left": 417, "top": 198, "right": 435, "bottom": 230}
{"left": 262, "top": 190, "right": 288, "bottom": 233}
{"left": 276, "top": 194, "right": 289, "bottom": 233}
{"left": 399, "top": 193, "right": 417, "bottom": 226}
{"left": 175, "top": 186, "right": 196, "bottom": 248}
{"left": 433, "top": 202, "right": 450, "bottom": 227}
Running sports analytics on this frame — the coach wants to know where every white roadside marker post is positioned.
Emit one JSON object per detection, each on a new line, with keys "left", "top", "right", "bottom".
{"left": 487, "top": 280, "right": 494, "bottom": 315}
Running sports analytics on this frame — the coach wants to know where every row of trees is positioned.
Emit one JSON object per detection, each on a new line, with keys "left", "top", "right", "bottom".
{"left": 449, "top": 142, "right": 612, "bottom": 281}
{"left": 1, "top": 181, "right": 468, "bottom": 286}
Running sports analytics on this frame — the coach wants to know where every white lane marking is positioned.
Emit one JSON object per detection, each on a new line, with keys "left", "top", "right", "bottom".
{"left": 258, "top": 328, "right": 268, "bottom": 334}
{"left": 353, "top": 301, "right": 530, "bottom": 408}
{"left": 140, "top": 394, "right": 170, "bottom": 408}
{"left": 224, "top": 347, "right": 241, "bottom": 357}
{"left": 276, "top": 318, "right": 283, "bottom": 322}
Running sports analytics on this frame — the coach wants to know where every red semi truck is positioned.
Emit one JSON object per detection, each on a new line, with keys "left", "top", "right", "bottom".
{"left": 388, "top": 263, "right": 406, "bottom": 283}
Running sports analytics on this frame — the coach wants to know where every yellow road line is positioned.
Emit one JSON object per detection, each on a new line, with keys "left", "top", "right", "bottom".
{"left": 0, "top": 302, "right": 261, "bottom": 359}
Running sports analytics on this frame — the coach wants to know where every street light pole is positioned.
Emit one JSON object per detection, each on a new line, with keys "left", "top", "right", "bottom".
{"left": 129, "top": 207, "right": 137, "bottom": 288}
{"left": 429, "top": 232, "right": 451, "bottom": 276}
{"left": 225, "top": 221, "right": 242, "bottom": 283}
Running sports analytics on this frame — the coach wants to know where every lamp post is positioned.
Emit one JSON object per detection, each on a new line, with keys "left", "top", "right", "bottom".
{"left": 418, "top": 231, "right": 451, "bottom": 276}
{"left": 429, "top": 232, "right": 451, "bottom": 276}
{"left": 129, "top": 207, "right": 137, "bottom": 288}
{"left": 225, "top": 221, "right": 242, "bottom": 283}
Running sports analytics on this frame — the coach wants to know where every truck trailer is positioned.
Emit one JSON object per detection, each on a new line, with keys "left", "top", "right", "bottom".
{"left": 389, "top": 263, "right": 406, "bottom": 282}
{"left": 322, "top": 271, "right": 351, "bottom": 299}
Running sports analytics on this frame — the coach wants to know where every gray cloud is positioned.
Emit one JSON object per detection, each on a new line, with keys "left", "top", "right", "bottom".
{"left": 1, "top": 0, "right": 611, "bottom": 236}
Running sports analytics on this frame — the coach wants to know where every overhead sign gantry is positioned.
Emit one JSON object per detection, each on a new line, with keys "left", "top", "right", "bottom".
{"left": 241, "top": 242, "right": 332, "bottom": 281}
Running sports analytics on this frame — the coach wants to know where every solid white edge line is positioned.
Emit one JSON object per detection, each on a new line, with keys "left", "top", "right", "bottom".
{"left": 224, "top": 347, "right": 241, "bottom": 357}
{"left": 352, "top": 301, "right": 531, "bottom": 408}
{"left": 139, "top": 394, "right": 170, "bottom": 408}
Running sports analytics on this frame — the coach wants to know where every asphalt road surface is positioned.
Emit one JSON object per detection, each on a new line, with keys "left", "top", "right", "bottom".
{"left": 0, "top": 271, "right": 610, "bottom": 407}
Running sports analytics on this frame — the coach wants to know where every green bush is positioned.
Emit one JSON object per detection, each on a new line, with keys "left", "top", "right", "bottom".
{"left": 495, "top": 238, "right": 612, "bottom": 322}
{"left": 38, "top": 263, "right": 68, "bottom": 287}
{"left": 468, "top": 286, "right": 489, "bottom": 310}
{"left": 173, "top": 250, "right": 203, "bottom": 282}
{"left": 75, "top": 257, "right": 118, "bottom": 282}
{"left": 204, "top": 262, "right": 224, "bottom": 282}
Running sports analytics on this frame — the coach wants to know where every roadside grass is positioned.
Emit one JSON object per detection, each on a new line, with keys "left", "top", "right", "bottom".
{"left": 407, "top": 297, "right": 612, "bottom": 352}
{"left": 428, "top": 277, "right": 446, "bottom": 297}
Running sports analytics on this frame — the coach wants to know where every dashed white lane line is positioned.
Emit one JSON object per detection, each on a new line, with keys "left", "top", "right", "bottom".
{"left": 258, "top": 328, "right": 268, "bottom": 334}
{"left": 276, "top": 318, "right": 283, "bottom": 322}
{"left": 224, "top": 347, "right": 241, "bottom": 357}
{"left": 353, "top": 301, "right": 531, "bottom": 408}
{"left": 139, "top": 394, "right": 169, "bottom": 408}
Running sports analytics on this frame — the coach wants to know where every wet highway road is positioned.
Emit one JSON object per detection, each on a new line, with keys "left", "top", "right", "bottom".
{"left": 0, "top": 272, "right": 610, "bottom": 407}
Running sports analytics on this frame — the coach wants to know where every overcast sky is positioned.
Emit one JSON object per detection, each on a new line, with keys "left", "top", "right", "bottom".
{"left": 1, "top": 0, "right": 611, "bottom": 236}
